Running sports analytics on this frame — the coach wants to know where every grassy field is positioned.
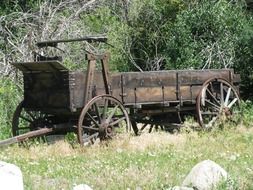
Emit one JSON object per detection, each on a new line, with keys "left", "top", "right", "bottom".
{"left": 0, "top": 124, "right": 253, "bottom": 190}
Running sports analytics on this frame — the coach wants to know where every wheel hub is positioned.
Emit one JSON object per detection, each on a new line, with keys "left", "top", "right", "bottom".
{"left": 29, "top": 118, "right": 47, "bottom": 129}
{"left": 220, "top": 106, "right": 232, "bottom": 120}
{"left": 223, "top": 107, "right": 231, "bottom": 116}
{"left": 99, "top": 122, "right": 114, "bottom": 139}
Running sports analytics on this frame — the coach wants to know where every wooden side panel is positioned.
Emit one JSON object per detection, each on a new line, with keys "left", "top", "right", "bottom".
{"left": 179, "top": 85, "right": 202, "bottom": 100}
{"left": 23, "top": 72, "right": 70, "bottom": 110}
{"left": 94, "top": 72, "right": 109, "bottom": 96}
{"left": 110, "top": 74, "right": 122, "bottom": 101}
{"left": 70, "top": 71, "right": 107, "bottom": 109}
{"left": 164, "top": 86, "right": 177, "bottom": 101}
{"left": 119, "top": 71, "right": 177, "bottom": 104}
{"left": 178, "top": 69, "right": 233, "bottom": 100}
{"left": 178, "top": 70, "right": 231, "bottom": 85}
{"left": 24, "top": 70, "right": 110, "bottom": 111}
{"left": 70, "top": 71, "right": 85, "bottom": 109}
{"left": 115, "top": 69, "right": 235, "bottom": 104}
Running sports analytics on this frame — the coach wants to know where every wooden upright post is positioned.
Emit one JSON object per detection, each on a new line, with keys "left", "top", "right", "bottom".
{"left": 84, "top": 54, "right": 96, "bottom": 105}
{"left": 83, "top": 53, "right": 111, "bottom": 105}
{"left": 101, "top": 53, "right": 110, "bottom": 95}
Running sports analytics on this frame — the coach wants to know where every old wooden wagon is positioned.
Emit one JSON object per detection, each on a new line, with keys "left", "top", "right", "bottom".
{"left": 0, "top": 36, "right": 240, "bottom": 145}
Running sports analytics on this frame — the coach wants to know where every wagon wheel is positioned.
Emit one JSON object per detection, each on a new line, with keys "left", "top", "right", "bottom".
{"left": 196, "top": 78, "right": 240, "bottom": 128}
{"left": 12, "top": 100, "right": 51, "bottom": 136}
{"left": 78, "top": 95, "right": 130, "bottom": 145}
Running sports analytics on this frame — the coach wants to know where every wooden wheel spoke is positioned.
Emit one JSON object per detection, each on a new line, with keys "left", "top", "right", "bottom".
{"left": 87, "top": 112, "right": 100, "bottom": 127}
{"left": 140, "top": 123, "right": 148, "bottom": 131}
{"left": 224, "top": 87, "right": 231, "bottom": 106}
{"left": 102, "top": 99, "right": 108, "bottom": 120}
{"left": 82, "top": 132, "right": 99, "bottom": 142}
{"left": 19, "top": 115, "right": 33, "bottom": 123}
{"left": 220, "top": 82, "right": 224, "bottom": 105}
{"left": 94, "top": 103, "right": 102, "bottom": 123}
{"left": 206, "top": 116, "right": 218, "bottom": 128}
{"left": 109, "top": 116, "right": 126, "bottom": 126}
{"left": 204, "top": 100, "right": 221, "bottom": 111}
{"left": 201, "top": 111, "right": 218, "bottom": 115}
{"left": 82, "top": 125, "right": 99, "bottom": 131}
{"left": 33, "top": 112, "right": 39, "bottom": 119}
{"left": 206, "top": 88, "right": 221, "bottom": 106}
{"left": 210, "top": 82, "right": 215, "bottom": 93}
{"left": 26, "top": 111, "right": 36, "bottom": 120}
{"left": 149, "top": 125, "right": 154, "bottom": 133}
{"left": 227, "top": 98, "right": 238, "bottom": 108}
{"left": 106, "top": 105, "right": 119, "bottom": 123}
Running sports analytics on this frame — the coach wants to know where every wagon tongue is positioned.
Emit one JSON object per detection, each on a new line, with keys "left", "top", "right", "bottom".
{"left": 10, "top": 60, "right": 68, "bottom": 73}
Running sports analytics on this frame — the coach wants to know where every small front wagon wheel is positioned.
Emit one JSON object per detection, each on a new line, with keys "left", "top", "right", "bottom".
{"left": 78, "top": 95, "right": 130, "bottom": 145}
{"left": 12, "top": 100, "right": 51, "bottom": 136}
{"left": 196, "top": 78, "right": 240, "bottom": 128}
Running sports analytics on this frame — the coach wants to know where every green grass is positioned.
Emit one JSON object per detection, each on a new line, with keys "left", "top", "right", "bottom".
{"left": 0, "top": 126, "right": 253, "bottom": 190}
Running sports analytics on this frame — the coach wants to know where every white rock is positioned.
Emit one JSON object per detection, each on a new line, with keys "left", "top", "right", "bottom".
{"left": 73, "top": 184, "right": 93, "bottom": 190}
{"left": 0, "top": 161, "right": 24, "bottom": 190}
{"left": 182, "top": 160, "right": 228, "bottom": 190}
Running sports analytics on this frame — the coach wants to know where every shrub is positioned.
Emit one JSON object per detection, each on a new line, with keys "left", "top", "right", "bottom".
{"left": 166, "top": 0, "right": 253, "bottom": 69}
{"left": 0, "top": 78, "right": 22, "bottom": 139}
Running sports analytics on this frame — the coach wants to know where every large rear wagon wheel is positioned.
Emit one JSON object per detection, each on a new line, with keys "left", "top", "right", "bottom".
{"left": 12, "top": 100, "right": 51, "bottom": 136}
{"left": 78, "top": 95, "right": 130, "bottom": 145}
{"left": 196, "top": 78, "right": 240, "bottom": 128}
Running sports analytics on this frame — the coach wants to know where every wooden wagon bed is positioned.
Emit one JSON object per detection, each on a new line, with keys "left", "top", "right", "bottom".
{"left": 111, "top": 69, "right": 240, "bottom": 106}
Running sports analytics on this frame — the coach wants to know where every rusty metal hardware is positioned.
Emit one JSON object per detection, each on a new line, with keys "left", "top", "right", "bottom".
{"left": 37, "top": 35, "right": 107, "bottom": 48}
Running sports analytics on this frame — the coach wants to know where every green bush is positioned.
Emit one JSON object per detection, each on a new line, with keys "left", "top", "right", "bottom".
{"left": 0, "top": 78, "right": 22, "bottom": 139}
{"left": 81, "top": 6, "right": 132, "bottom": 72}
{"left": 125, "top": 0, "right": 184, "bottom": 71}
{"left": 166, "top": 0, "right": 253, "bottom": 68}
{"left": 164, "top": 0, "right": 253, "bottom": 98}
{"left": 239, "top": 100, "right": 253, "bottom": 127}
